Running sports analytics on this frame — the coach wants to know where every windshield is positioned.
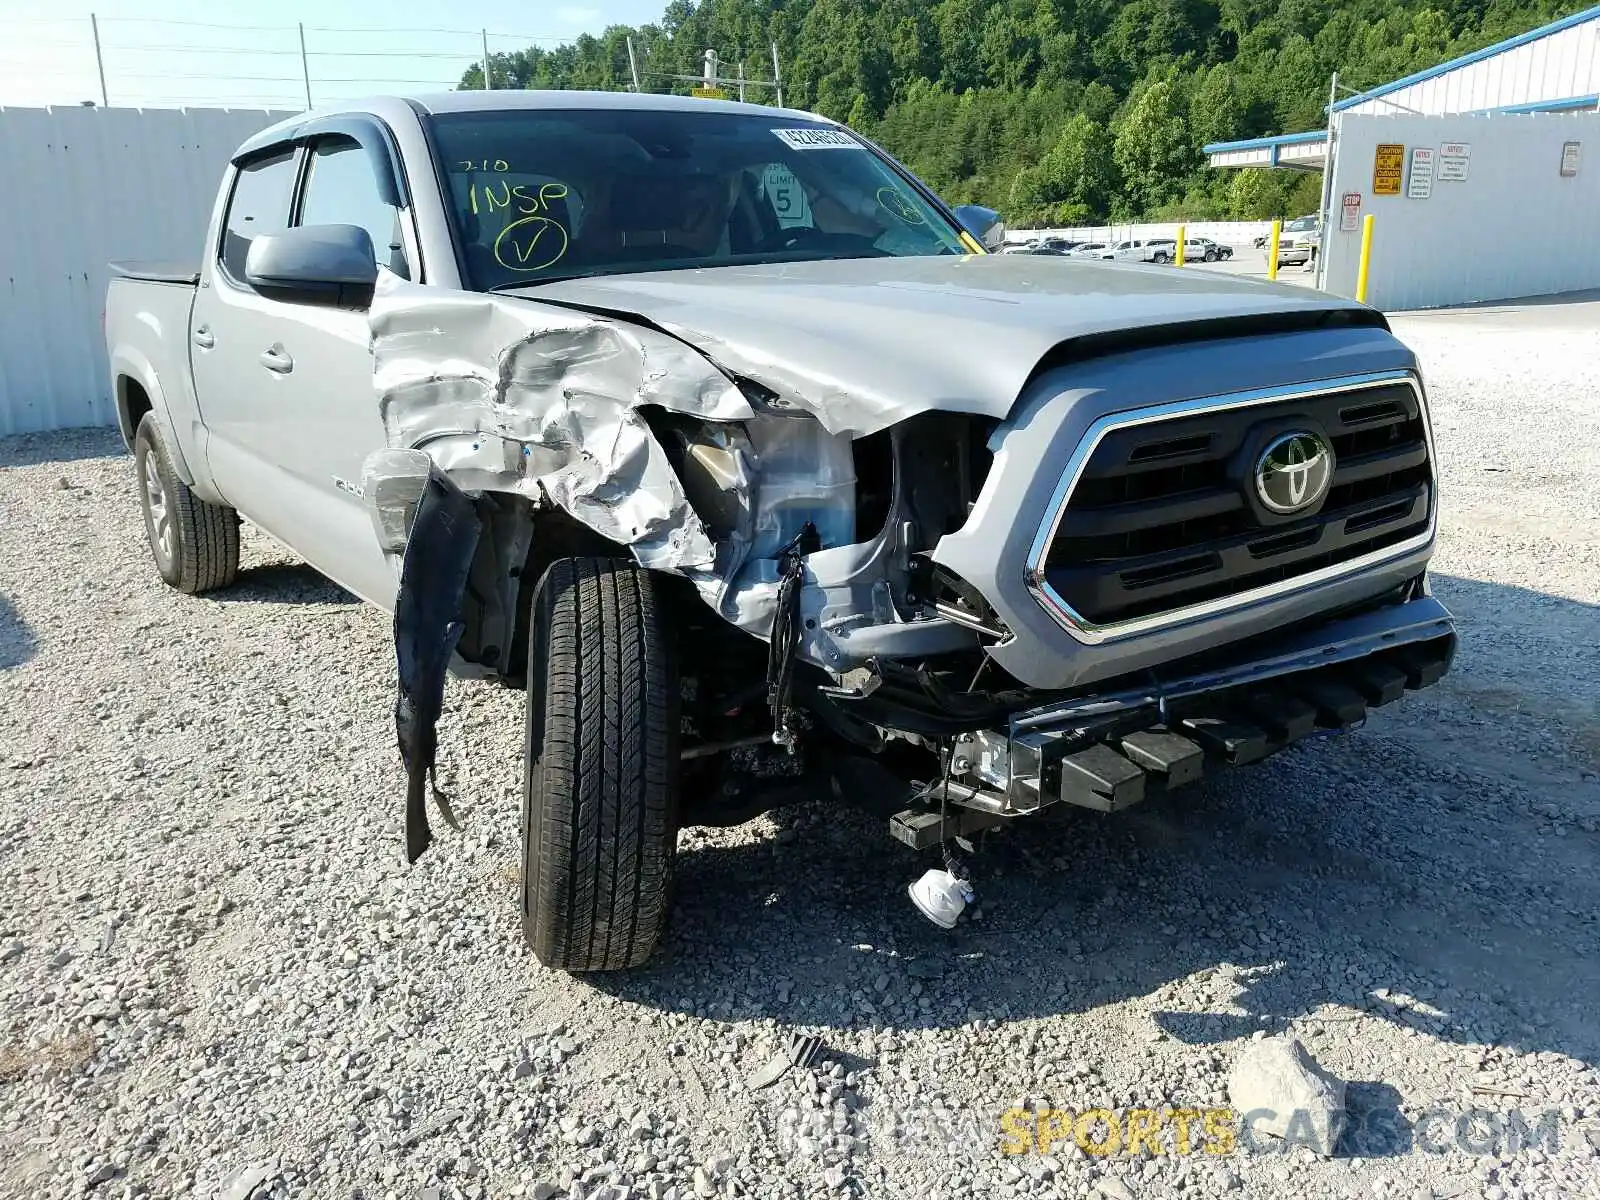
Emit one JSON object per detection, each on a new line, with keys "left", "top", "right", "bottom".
{"left": 428, "top": 108, "right": 968, "bottom": 291}
{"left": 1285, "top": 217, "right": 1316, "bottom": 232}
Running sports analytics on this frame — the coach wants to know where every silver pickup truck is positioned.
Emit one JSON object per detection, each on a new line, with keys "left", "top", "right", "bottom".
{"left": 105, "top": 92, "right": 1455, "bottom": 970}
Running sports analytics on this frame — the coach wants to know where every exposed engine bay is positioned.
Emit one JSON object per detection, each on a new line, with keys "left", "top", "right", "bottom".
{"left": 363, "top": 275, "right": 1454, "bottom": 856}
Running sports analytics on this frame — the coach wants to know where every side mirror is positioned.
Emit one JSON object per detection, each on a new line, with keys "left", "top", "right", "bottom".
{"left": 952, "top": 204, "right": 1006, "bottom": 252}
{"left": 245, "top": 224, "right": 378, "bottom": 305}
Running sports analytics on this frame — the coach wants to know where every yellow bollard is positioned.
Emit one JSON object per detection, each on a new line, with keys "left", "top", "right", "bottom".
{"left": 1356, "top": 214, "right": 1375, "bottom": 303}
{"left": 1266, "top": 219, "right": 1282, "bottom": 280}
{"left": 1175, "top": 224, "right": 1186, "bottom": 267}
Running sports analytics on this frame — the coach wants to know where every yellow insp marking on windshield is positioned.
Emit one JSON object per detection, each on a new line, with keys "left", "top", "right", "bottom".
{"left": 461, "top": 164, "right": 571, "bottom": 222}
{"left": 494, "top": 215, "right": 569, "bottom": 272}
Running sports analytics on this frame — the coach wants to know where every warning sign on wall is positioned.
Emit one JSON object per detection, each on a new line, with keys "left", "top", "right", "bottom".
{"left": 1407, "top": 147, "right": 1436, "bottom": 199}
{"left": 1439, "top": 141, "right": 1470, "bottom": 181}
{"left": 1373, "top": 144, "right": 1405, "bottom": 195}
{"left": 1340, "top": 192, "right": 1362, "bottom": 232}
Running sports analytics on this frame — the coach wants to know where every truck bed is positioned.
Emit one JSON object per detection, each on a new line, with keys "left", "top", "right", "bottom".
{"left": 109, "top": 261, "right": 200, "bottom": 286}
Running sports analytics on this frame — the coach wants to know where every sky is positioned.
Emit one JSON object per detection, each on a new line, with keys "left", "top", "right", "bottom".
{"left": 0, "top": 0, "right": 667, "bottom": 110}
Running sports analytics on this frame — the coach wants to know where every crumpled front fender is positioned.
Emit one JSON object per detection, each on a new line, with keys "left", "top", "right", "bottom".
{"left": 365, "top": 277, "right": 754, "bottom": 572}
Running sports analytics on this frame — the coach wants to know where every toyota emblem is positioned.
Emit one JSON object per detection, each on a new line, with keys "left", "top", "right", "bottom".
{"left": 1254, "top": 431, "right": 1334, "bottom": 515}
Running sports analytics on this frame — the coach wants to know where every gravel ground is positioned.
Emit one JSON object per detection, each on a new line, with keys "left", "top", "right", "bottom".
{"left": 2, "top": 307, "right": 1598, "bottom": 1200}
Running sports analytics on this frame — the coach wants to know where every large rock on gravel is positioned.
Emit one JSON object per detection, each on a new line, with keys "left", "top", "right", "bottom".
{"left": 1227, "top": 1036, "right": 1346, "bottom": 1157}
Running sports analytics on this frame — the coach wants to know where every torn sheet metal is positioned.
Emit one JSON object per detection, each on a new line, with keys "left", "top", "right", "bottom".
{"left": 368, "top": 276, "right": 752, "bottom": 570}
{"left": 367, "top": 277, "right": 977, "bottom": 674}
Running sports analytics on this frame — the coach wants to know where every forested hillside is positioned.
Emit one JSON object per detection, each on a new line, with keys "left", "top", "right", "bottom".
{"left": 460, "top": 0, "right": 1589, "bottom": 225}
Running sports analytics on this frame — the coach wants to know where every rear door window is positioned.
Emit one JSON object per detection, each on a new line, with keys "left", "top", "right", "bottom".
{"left": 218, "top": 149, "right": 298, "bottom": 284}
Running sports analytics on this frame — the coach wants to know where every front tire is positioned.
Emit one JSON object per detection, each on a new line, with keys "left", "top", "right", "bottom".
{"left": 521, "top": 557, "right": 680, "bottom": 971}
{"left": 1153, "top": 251, "right": 1170, "bottom": 264}
{"left": 133, "top": 414, "right": 239, "bottom": 594}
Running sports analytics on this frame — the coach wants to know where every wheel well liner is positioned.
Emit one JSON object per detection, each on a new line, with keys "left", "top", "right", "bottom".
{"left": 117, "top": 376, "right": 153, "bottom": 451}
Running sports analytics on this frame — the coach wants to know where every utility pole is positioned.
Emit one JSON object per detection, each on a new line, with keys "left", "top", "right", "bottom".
{"left": 737, "top": 61, "right": 746, "bottom": 103}
{"left": 482, "top": 29, "right": 493, "bottom": 89}
{"left": 1315, "top": 70, "right": 1338, "bottom": 290}
{"left": 298, "top": 23, "right": 312, "bottom": 109}
{"left": 626, "top": 36, "right": 641, "bottom": 91}
{"left": 90, "top": 13, "right": 108, "bottom": 107}
{"left": 770, "top": 41, "right": 783, "bottom": 107}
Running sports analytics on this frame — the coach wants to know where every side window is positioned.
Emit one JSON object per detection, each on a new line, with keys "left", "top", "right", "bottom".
{"left": 297, "top": 136, "right": 408, "bottom": 278}
{"left": 219, "top": 149, "right": 297, "bottom": 283}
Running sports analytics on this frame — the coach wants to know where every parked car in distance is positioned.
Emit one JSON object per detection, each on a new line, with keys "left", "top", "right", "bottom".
{"left": 1102, "top": 239, "right": 1157, "bottom": 262}
{"left": 1277, "top": 215, "right": 1320, "bottom": 266}
{"left": 1067, "top": 241, "right": 1109, "bottom": 258}
{"left": 1181, "top": 236, "right": 1233, "bottom": 262}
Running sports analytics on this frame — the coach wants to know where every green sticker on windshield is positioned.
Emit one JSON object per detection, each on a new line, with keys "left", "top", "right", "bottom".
{"left": 876, "top": 187, "right": 926, "bottom": 226}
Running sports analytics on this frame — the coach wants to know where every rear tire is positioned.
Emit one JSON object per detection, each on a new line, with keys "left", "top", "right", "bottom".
{"left": 133, "top": 414, "right": 239, "bottom": 594}
{"left": 521, "top": 557, "right": 680, "bottom": 971}
{"left": 1153, "top": 251, "right": 1170, "bottom": 263}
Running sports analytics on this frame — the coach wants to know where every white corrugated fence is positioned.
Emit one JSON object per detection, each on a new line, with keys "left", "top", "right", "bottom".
{"left": 1006, "top": 221, "right": 1276, "bottom": 246}
{"left": 0, "top": 105, "right": 291, "bottom": 437}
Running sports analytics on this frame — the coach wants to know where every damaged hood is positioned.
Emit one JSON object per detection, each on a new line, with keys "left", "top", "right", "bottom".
{"left": 509, "top": 254, "right": 1373, "bottom": 435}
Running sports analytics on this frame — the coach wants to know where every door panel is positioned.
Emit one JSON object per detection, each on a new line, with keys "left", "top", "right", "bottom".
{"left": 191, "top": 148, "right": 306, "bottom": 548}
{"left": 269, "top": 134, "right": 412, "bottom": 608}
{"left": 191, "top": 137, "right": 408, "bottom": 609}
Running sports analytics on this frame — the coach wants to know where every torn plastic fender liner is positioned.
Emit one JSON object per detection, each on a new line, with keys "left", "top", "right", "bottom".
{"left": 393, "top": 462, "right": 481, "bottom": 862}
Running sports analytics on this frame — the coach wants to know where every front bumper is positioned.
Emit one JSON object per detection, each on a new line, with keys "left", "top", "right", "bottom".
{"left": 890, "top": 593, "right": 1455, "bottom": 847}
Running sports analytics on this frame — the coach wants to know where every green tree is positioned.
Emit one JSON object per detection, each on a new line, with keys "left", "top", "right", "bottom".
{"left": 1035, "top": 113, "right": 1118, "bottom": 214}
{"left": 1190, "top": 65, "right": 1246, "bottom": 149}
{"left": 1113, "top": 80, "right": 1195, "bottom": 212}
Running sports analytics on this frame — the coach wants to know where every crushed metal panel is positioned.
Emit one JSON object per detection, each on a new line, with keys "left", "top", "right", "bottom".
{"left": 367, "top": 278, "right": 754, "bottom": 570}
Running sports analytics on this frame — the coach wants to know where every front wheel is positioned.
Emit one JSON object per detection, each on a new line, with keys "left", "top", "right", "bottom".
{"left": 521, "top": 557, "right": 680, "bottom": 971}
{"left": 1152, "top": 251, "right": 1170, "bottom": 264}
{"left": 133, "top": 414, "right": 239, "bottom": 594}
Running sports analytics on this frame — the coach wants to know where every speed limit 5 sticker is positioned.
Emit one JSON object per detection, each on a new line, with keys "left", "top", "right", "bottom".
{"left": 771, "top": 127, "right": 860, "bottom": 150}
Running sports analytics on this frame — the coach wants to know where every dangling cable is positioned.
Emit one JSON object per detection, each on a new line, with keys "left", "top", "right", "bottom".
{"left": 766, "top": 521, "right": 820, "bottom": 751}
{"left": 937, "top": 736, "right": 969, "bottom": 881}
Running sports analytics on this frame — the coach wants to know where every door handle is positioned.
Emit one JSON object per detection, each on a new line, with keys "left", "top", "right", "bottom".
{"left": 192, "top": 325, "right": 215, "bottom": 349}
{"left": 259, "top": 346, "right": 294, "bottom": 374}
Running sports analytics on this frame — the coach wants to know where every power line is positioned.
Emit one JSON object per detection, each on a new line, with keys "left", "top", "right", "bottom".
{"left": 304, "top": 49, "right": 483, "bottom": 60}
{"left": 98, "top": 70, "right": 463, "bottom": 85}
{"left": 95, "top": 17, "right": 297, "bottom": 30}
{"left": 99, "top": 44, "right": 303, "bottom": 56}
{"left": 309, "top": 25, "right": 572, "bottom": 39}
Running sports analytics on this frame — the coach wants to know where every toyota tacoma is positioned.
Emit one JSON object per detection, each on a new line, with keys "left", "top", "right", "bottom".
{"left": 104, "top": 92, "right": 1454, "bottom": 970}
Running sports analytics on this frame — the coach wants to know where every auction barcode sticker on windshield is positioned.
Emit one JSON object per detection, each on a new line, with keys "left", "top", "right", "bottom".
{"left": 772, "top": 127, "right": 860, "bottom": 150}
